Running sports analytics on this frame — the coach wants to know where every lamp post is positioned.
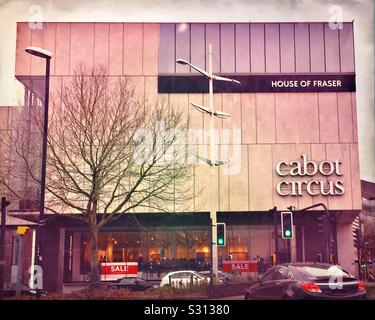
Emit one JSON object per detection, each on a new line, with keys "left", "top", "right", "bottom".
{"left": 25, "top": 46, "right": 53, "bottom": 290}
{"left": 177, "top": 44, "right": 240, "bottom": 284}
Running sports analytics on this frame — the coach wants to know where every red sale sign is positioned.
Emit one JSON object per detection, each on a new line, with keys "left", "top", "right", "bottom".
{"left": 100, "top": 262, "right": 138, "bottom": 281}
{"left": 222, "top": 260, "right": 257, "bottom": 273}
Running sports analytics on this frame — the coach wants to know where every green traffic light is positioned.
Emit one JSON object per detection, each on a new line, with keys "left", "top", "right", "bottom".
{"left": 284, "top": 230, "right": 292, "bottom": 238}
{"left": 218, "top": 238, "right": 224, "bottom": 245}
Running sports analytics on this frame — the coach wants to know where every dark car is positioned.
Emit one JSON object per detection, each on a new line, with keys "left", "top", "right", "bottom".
{"left": 245, "top": 263, "right": 367, "bottom": 300}
{"left": 106, "top": 277, "right": 152, "bottom": 291}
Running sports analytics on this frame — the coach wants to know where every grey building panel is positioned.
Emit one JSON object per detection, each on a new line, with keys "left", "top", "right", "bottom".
{"left": 250, "top": 24, "right": 266, "bottom": 73}
{"left": 265, "top": 23, "right": 280, "bottom": 73}
{"left": 190, "top": 24, "right": 206, "bottom": 74}
{"left": 159, "top": 23, "right": 175, "bottom": 74}
{"left": 235, "top": 23, "right": 250, "bottom": 74}
{"left": 280, "top": 23, "right": 295, "bottom": 73}
{"left": 159, "top": 22, "right": 355, "bottom": 75}
{"left": 205, "top": 24, "right": 221, "bottom": 73}
{"left": 339, "top": 23, "right": 355, "bottom": 73}
{"left": 295, "top": 23, "right": 310, "bottom": 73}
{"left": 309, "top": 23, "right": 325, "bottom": 73}
{"left": 324, "top": 23, "right": 341, "bottom": 73}
{"left": 176, "top": 23, "right": 190, "bottom": 74}
{"left": 220, "top": 23, "right": 235, "bottom": 73}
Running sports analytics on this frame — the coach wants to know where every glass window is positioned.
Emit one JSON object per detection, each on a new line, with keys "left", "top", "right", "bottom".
{"left": 273, "top": 268, "right": 284, "bottom": 280}
{"left": 169, "top": 230, "right": 210, "bottom": 260}
{"left": 249, "top": 225, "right": 274, "bottom": 261}
{"left": 227, "top": 226, "right": 249, "bottom": 261}
{"left": 80, "top": 233, "right": 90, "bottom": 274}
{"left": 261, "top": 268, "right": 276, "bottom": 282}
{"left": 273, "top": 267, "right": 292, "bottom": 280}
{"left": 119, "top": 278, "right": 133, "bottom": 284}
{"left": 126, "top": 232, "right": 147, "bottom": 262}
{"left": 106, "top": 233, "right": 126, "bottom": 262}
{"left": 148, "top": 231, "right": 168, "bottom": 262}
{"left": 301, "top": 266, "right": 349, "bottom": 277}
{"left": 96, "top": 232, "right": 148, "bottom": 264}
{"left": 279, "top": 267, "right": 293, "bottom": 279}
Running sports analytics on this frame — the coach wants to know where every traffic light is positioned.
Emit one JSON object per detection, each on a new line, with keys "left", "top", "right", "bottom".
{"left": 353, "top": 228, "right": 362, "bottom": 248}
{"left": 216, "top": 223, "right": 226, "bottom": 246}
{"left": 281, "top": 211, "right": 293, "bottom": 239}
{"left": 317, "top": 213, "right": 326, "bottom": 233}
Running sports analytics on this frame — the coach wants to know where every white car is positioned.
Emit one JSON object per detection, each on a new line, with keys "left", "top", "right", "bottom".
{"left": 160, "top": 270, "right": 206, "bottom": 288}
{"left": 198, "top": 271, "right": 234, "bottom": 284}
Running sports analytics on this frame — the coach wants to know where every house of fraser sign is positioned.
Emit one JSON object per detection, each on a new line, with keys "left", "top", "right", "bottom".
{"left": 275, "top": 155, "right": 344, "bottom": 197}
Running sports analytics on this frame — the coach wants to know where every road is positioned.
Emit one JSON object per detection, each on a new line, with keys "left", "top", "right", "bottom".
{"left": 214, "top": 295, "right": 244, "bottom": 300}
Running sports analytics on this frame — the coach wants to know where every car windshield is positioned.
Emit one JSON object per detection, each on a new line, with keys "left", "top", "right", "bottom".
{"left": 119, "top": 278, "right": 135, "bottom": 284}
{"left": 299, "top": 265, "right": 350, "bottom": 278}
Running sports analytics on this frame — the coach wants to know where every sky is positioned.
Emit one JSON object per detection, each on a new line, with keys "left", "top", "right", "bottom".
{"left": 0, "top": 0, "right": 374, "bottom": 182}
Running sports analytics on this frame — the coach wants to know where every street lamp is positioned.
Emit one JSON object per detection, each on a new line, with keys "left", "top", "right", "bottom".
{"left": 25, "top": 46, "right": 53, "bottom": 290}
{"left": 177, "top": 44, "right": 241, "bottom": 284}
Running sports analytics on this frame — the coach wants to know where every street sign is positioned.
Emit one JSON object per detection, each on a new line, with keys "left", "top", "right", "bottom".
{"left": 16, "top": 226, "right": 29, "bottom": 235}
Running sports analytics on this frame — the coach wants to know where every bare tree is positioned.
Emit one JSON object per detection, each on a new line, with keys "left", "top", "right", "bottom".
{"left": 362, "top": 212, "right": 375, "bottom": 258}
{"left": 0, "top": 65, "right": 193, "bottom": 287}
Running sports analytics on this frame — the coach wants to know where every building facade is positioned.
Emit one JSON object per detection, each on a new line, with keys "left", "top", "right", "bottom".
{"left": 0, "top": 22, "right": 361, "bottom": 291}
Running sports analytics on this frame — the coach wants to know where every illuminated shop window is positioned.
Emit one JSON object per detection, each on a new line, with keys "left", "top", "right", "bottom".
{"left": 80, "top": 233, "right": 90, "bottom": 274}
{"left": 227, "top": 226, "right": 249, "bottom": 261}
{"left": 168, "top": 230, "right": 210, "bottom": 262}
{"left": 78, "top": 228, "right": 212, "bottom": 274}
{"left": 148, "top": 231, "right": 168, "bottom": 262}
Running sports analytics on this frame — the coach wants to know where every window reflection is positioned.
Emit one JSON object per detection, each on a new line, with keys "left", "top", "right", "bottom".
{"left": 78, "top": 225, "right": 276, "bottom": 275}
{"left": 79, "top": 229, "right": 212, "bottom": 274}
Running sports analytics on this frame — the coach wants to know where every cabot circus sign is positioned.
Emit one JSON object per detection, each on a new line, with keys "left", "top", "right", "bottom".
{"left": 275, "top": 155, "right": 344, "bottom": 197}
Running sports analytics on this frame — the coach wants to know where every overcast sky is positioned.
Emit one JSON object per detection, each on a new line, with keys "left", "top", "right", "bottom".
{"left": 0, "top": 0, "right": 374, "bottom": 182}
